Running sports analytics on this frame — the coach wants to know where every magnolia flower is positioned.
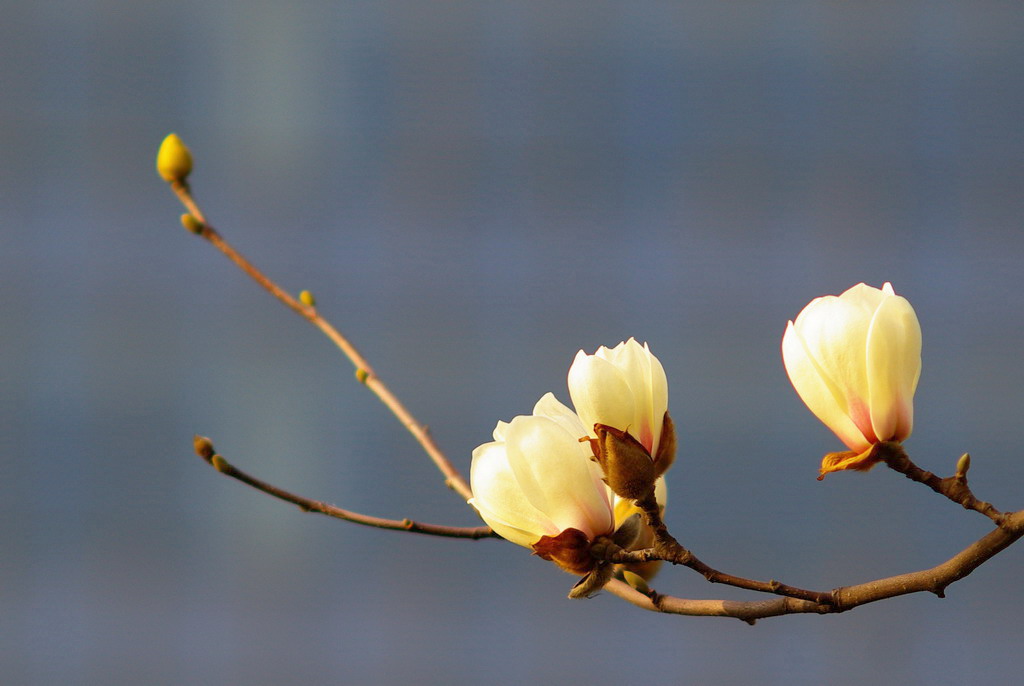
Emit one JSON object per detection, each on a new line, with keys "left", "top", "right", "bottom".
{"left": 782, "top": 282, "right": 922, "bottom": 476}
{"left": 469, "top": 393, "right": 615, "bottom": 575}
{"left": 568, "top": 338, "right": 675, "bottom": 498}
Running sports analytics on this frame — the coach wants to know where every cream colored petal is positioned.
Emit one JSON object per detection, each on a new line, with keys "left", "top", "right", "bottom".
{"left": 568, "top": 351, "right": 636, "bottom": 438}
{"left": 469, "top": 441, "right": 552, "bottom": 547}
{"left": 796, "top": 296, "right": 872, "bottom": 404}
{"left": 839, "top": 282, "right": 887, "bottom": 313}
{"left": 605, "top": 339, "right": 669, "bottom": 453}
{"left": 532, "top": 392, "right": 609, "bottom": 494}
{"left": 469, "top": 498, "right": 544, "bottom": 548}
{"left": 533, "top": 392, "right": 588, "bottom": 438}
{"left": 782, "top": 320, "right": 872, "bottom": 452}
{"left": 640, "top": 341, "right": 669, "bottom": 454}
{"left": 492, "top": 420, "right": 511, "bottom": 442}
{"left": 865, "top": 290, "right": 921, "bottom": 442}
{"left": 504, "top": 415, "right": 613, "bottom": 539}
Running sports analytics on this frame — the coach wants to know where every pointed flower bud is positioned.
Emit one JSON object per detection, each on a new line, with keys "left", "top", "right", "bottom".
{"left": 569, "top": 338, "right": 675, "bottom": 494}
{"left": 156, "top": 133, "right": 193, "bottom": 183}
{"left": 469, "top": 393, "right": 615, "bottom": 574}
{"left": 782, "top": 282, "right": 922, "bottom": 477}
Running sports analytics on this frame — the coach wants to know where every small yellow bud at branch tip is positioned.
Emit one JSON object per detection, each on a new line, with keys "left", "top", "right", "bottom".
{"left": 193, "top": 434, "right": 215, "bottom": 459}
{"left": 157, "top": 133, "right": 193, "bottom": 183}
{"left": 299, "top": 290, "right": 316, "bottom": 307}
{"left": 180, "top": 213, "right": 203, "bottom": 234}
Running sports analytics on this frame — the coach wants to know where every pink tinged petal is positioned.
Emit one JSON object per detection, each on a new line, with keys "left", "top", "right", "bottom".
{"left": 782, "top": 320, "right": 873, "bottom": 452}
{"left": 639, "top": 341, "right": 669, "bottom": 455}
{"left": 795, "top": 297, "right": 874, "bottom": 415}
{"left": 568, "top": 352, "right": 636, "bottom": 439}
{"left": 469, "top": 441, "right": 554, "bottom": 547}
{"left": 865, "top": 290, "right": 922, "bottom": 442}
{"left": 504, "top": 415, "right": 614, "bottom": 539}
{"left": 605, "top": 338, "right": 669, "bottom": 454}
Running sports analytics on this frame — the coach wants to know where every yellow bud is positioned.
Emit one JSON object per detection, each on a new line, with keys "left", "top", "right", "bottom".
{"left": 955, "top": 453, "right": 971, "bottom": 479}
{"left": 156, "top": 133, "right": 193, "bottom": 183}
{"left": 210, "top": 454, "right": 230, "bottom": 473}
{"left": 355, "top": 368, "right": 369, "bottom": 384}
{"left": 621, "top": 570, "right": 652, "bottom": 595}
{"left": 299, "top": 290, "right": 316, "bottom": 307}
{"left": 193, "top": 435, "right": 215, "bottom": 459}
{"left": 180, "top": 213, "right": 203, "bottom": 234}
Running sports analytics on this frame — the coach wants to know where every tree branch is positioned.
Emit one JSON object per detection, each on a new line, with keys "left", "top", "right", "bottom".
{"left": 192, "top": 435, "right": 497, "bottom": 540}
{"left": 169, "top": 180, "right": 473, "bottom": 501}
{"left": 877, "top": 442, "right": 1004, "bottom": 524}
{"left": 603, "top": 508, "right": 1024, "bottom": 623}
{"left": 608, "top": 493, "right": 834, "bottom": 604}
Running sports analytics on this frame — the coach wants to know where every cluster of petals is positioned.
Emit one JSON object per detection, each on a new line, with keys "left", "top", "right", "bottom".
{"left": 469, "top": 393, "right": 615, "bottom": 561}
{"left": 782, "top": 282, "right": 922, "bottom": 475}
{"left": 470, "top": 339, "right": 670, "bottom": 574}
{"left": 472, "top": 281, "right": 922, "bottom": 571}
{"left": 568, "top": 338, "right": 669, "bottom": 458}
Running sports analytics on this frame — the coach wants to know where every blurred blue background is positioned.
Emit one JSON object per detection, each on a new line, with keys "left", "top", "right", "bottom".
{"left": 3, "top": 2, "right": 1024, "bottom": 684}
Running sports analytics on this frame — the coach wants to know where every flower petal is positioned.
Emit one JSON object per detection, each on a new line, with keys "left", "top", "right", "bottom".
{"left": 469, "top": 440, "right": 553, "bottom": 547}
{"left": 568, "top": 351, "right": 636, "bottom": 439}
{"left": 782, "top": 319, "right": 872, "bottom": 452}
{"left": 504, "top": 414, "right": 614, "bottom": 539}
{"left": 865, "top": 291, "right": 921, "bottom": 442}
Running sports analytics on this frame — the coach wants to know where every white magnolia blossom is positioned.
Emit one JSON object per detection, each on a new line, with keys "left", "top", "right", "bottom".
{"left": 567, "top": 338, "right": 669, "bottom": 457}
{"left": 469, "top": 393, "right": 614, "bottom": 549}
{"left": 782, "top": 282, "right": 922, "bottom": 463}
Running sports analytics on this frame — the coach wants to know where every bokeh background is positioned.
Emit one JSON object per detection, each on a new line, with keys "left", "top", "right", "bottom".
{"left": 4, "top": 2, "right": 1024, "bottom": 684}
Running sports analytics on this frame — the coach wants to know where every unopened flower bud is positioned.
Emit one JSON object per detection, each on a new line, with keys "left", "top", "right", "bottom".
{"left": 193, "top": 434, "right": 215, "bottom": 459}
{"left": 299, "top": 290, "right": 316, "bottom": 307}
{"left": 156, "top": 133, "right": 193, "bottom": 183}
{"left": 783, "top": 283, "right": 921, "bottom": 477}
{"left": 955, "top": 453, "right": 971, "bottom": 480}
{"left": 180, "top": 213, "right": 203, "bottom": 234}
{"left": 620, "top": 570, "right": 652, "bottom": 596}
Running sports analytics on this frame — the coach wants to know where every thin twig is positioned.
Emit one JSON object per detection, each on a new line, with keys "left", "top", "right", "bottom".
{"left": 613, "top": 494, "right": 834, "bottom": 604}
{"left": 604, "top": 508, "right": 1024, "bottom": 623}
{"left": 193, "top": 436, "right": 497, "bottom": 539}
{"left": 170, "top": 181, "right": 473, "bottom": 500}
{"left": 877, "top": 442, "right": 1004, "bottom": 524}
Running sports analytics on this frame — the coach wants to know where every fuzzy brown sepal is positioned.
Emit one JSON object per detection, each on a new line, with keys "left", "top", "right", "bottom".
{"left": 568, "top": 562, "right": 614, "bottom": 599}
{"left": 653, "top": 411, "right": 676, "bottom": 478}
{"left": 818, "top": 444, "right": 883, "bottom": 480}
{"left": 533, "top": 528, "right": 596, "bottom": 575}
{"left": 593, "top": 424, "right": 657, "bottom": 500}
